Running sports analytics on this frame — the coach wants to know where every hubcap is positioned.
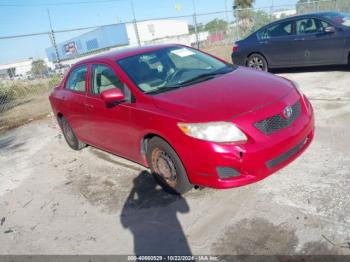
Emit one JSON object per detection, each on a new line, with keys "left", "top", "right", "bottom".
{"left": 62, "top": 121, "right": 75, "bottom": 146}
{"left": 248, "top": 56, "right": 264, "bottom": 71}
{"left": 151, "top": 148, "right": 177, "bottom": 188}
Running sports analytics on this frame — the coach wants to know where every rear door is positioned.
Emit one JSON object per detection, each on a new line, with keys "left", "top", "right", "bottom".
{"left": 292, "top": 18, "right": 346, "bottom": 65}
{"left": 257, "top": 20, "right": 295, "bottom": 67}
{"left": 61, "top": 65, "right": 89, "bottom": 141}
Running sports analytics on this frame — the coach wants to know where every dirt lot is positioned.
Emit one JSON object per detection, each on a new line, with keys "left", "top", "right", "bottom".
{"left": 0, "top": 66, "right": 350, "bottom": 256}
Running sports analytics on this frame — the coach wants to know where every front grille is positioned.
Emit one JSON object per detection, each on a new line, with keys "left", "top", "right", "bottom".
{"left": 254, "top": 101, "right": 301, "bottom": 135}
{"left": 266, "top": 137, "right": 308, "bottom": 169}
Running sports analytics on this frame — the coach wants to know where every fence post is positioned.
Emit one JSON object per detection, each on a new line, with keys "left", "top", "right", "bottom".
{"left": 47, "top": 9, "right": 61, "bottom": 67}
{"left": 49, "top": 30, "right": 61, "bottom": 67}
{"left": 193, "top": 13, "right": 200, "bottom": 49}
{"left": 233, "top": 7, "right": 240, "bottom": 43}
{"left": 130, "top": 0, "right": 141, "bottom": 47}
{"left": 334, "top": 0, "right": 338, "bottom": 12}
{"left": 133, "top": 19, "right": 141, "bottom": 47}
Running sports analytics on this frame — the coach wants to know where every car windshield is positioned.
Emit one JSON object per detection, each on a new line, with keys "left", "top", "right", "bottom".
{"left": 117, "top": 46, "right": 236, "bottom": 94}
{"left": 321, "top": 12, "right": 350, "bottom": 28}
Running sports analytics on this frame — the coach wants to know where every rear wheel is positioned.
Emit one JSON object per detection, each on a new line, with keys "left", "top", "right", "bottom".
{"left": 247, "top": 53, "right": 268, "bottom": 72}
{"left": 60, "top": 116, "right": 86, "bottom": 151}
{"left": 146, "top": 137, "right": 192, "bottom": 195}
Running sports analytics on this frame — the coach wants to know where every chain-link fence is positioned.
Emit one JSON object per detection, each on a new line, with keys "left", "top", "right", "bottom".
{"left": 0, "top": 0, "right": 348, "bottom": 131}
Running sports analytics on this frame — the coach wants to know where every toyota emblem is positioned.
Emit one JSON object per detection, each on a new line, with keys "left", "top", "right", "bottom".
{"left": 283, "top": 106, "right": 293, "bottom": 119}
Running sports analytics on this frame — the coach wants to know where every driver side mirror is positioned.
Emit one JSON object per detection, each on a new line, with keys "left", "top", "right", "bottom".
{"left": 101, "top": 88, "right": 125, "bottom": 106}
{"left": 324, "top": 26, "right": 336, "bottom": 33}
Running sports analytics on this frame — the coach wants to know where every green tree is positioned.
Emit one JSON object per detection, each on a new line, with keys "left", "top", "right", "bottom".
{"left": 250, "top": 10, "right": 276, "bottom": 34}
{"left": 31, "top": 59, "right": 48, "bottom": 77}
{"left": 189, "top": 23, "right": 205, "bottom": 34}
{"left": 205, "top": 19, "right": 229, "bottom": 33}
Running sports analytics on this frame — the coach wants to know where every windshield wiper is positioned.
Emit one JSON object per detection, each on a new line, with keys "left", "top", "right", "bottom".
{"left": 144, "top": 85, "right": 182, "bottom": 95}
{"left": 145, "top": 66, "right": 235, "bottom": 95}
{"left": 175, "top": 67, "right": 235, "bottom": 86}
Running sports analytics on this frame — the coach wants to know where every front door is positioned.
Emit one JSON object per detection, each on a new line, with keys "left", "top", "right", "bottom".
{"left": 83, "top": 63, "right": 136, "bottom": 159}
{"left": 292, "top": 18, "right": 345, "bottom": 66}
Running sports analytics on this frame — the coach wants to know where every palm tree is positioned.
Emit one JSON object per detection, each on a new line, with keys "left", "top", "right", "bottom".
{"left": 233, "top": 0, "right": 255, "bottom": 9}
{"left": 233, "top": 0, "right": 255, "bottom": 38}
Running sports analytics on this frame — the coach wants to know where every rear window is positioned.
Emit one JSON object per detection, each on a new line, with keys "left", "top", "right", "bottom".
{"left": 257, "top": 21, "right": 293, "bottom": 40}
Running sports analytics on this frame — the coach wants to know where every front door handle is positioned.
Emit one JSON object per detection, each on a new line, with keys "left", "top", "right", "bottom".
{"left": 294, "top": 38, "right": 305, "bottom": 41}
{"left": 84, "top": 103, "right": 94, "bottom": 109}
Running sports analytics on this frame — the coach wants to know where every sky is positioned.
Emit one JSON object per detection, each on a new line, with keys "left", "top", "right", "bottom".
{"left": 0, "top": 0, "right": 297, "bottom": 64}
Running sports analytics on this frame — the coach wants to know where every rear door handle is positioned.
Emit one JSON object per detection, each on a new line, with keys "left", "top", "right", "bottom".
{"left": 259, "top": 41, "right": 268, "bottom": 44}
{"left": 294, "top": 38, "right": 305, "bottom": 41}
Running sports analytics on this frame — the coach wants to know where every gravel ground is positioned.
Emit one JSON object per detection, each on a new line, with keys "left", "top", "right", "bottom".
{"left": 0, "top": 66, "right": 350, "bottom": 256}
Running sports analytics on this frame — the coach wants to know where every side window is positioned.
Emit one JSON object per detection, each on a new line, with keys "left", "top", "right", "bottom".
{"left": 317, "top": 19, "right": 333, "bottom": 32}
{"left": 91, "top": 65, "right": 123, "bottom": 95}
{"left": 296, "top": 18, "right": 318, "bottom": 35}
{"left": 66, "top": 66, "right": 87, "bottom": 92}
{"left": 258, "top": 21, "right": 293, "bottom": 40}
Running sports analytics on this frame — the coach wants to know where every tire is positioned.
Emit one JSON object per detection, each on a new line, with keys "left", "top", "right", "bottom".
{"left": 146, "top": 137, "right": 192, "bottom": 195}
{"left": 60, "top": 116, "right": 86, "bottom": 151}
{"left": 247, "top": 53, "right": 268, "bottom": 72}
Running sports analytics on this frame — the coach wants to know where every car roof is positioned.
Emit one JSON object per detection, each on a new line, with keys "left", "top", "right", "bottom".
{"left": 270, "top": 11, "right": 341, "bottom": 24}
{"left": 75, "top": 44, "right": 181, "bottom": 65}
{"left": 248, "top": 11, "right": 343, "bottom": 36}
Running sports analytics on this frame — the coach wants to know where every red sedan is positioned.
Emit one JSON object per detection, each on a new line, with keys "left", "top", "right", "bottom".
{"left": 49, "top": 44, "right": 314, "bottom": 194}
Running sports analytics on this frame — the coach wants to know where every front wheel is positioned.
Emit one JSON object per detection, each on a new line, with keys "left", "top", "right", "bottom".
{"left": 247, "top": 53, "right": 268, "bottom": 72}
{"left": 146, "top": 137, "right": 192, "bottom": 195}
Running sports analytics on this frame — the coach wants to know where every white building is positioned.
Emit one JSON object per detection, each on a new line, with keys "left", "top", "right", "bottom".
{"left": 126, "top": 20, "right": 190, "bottom": 46}
{"left": 45, "top": 19, "right": 194, "bottom": 67}
{"left": 0, "top": 58, "right": 55, "bottom": 79}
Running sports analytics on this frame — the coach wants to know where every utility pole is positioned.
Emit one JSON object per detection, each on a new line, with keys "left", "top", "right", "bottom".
{"left": 47, "top": 9, "right": 61, "bottom": 67}
{"left": 224, "top": 0, "right": 229, "bottom": 24}
{"left": 270, "top": 0, "right": 274, "bottom": 16}
{"left": 192, "top": 0, "right": 199, "bottom": 49}
{"left": 130, "top": 0, "right": 141, "bottom": 47}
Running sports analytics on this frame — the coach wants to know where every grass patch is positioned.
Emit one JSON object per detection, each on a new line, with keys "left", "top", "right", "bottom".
{"left": 0, "top": 76, "right": 62, "bottom": 131}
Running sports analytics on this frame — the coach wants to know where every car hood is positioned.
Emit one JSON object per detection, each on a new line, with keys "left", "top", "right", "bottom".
{"left": 152, "top": 67, "right": 295, "bottom": 122}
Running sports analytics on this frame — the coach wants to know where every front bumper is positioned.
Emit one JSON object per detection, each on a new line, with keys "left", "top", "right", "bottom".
{"left": 175, "top": 91, "right": 315, "bottom": 189}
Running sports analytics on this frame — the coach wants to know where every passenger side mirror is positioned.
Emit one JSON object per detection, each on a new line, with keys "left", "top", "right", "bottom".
{"left": 324, "top": 26, "right": 336, "bottom": 33}
{"left": 100, "top": 88, "right": 125, "bottom": 106}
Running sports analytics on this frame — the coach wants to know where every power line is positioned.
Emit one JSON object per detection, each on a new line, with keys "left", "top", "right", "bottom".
{"left": 0, "top": 0, "right": 127, "bottom": 7}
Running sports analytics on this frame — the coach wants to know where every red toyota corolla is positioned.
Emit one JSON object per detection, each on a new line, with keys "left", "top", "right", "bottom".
{"left": 49, "top": 44, "right": 314, "bottom": 194}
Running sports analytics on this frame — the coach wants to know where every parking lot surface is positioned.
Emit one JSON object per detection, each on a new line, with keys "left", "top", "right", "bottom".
{"left": 0, "top": 66, "right": 350, "bottom": 255}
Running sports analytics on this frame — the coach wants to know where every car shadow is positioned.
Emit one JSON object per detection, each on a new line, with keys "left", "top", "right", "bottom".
{"left": 120, "top": 171, "right": 192, "bottom": 256}
{"left": 270, "top": 65, "right": 350, "bottom": 74}
{"left": 0, "top": 135, "right": 25, "bottom": 152}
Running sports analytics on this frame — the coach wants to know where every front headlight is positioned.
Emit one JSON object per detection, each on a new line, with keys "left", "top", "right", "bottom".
{"left": 177, "top": 122, "right": 247, "bottom": 143}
